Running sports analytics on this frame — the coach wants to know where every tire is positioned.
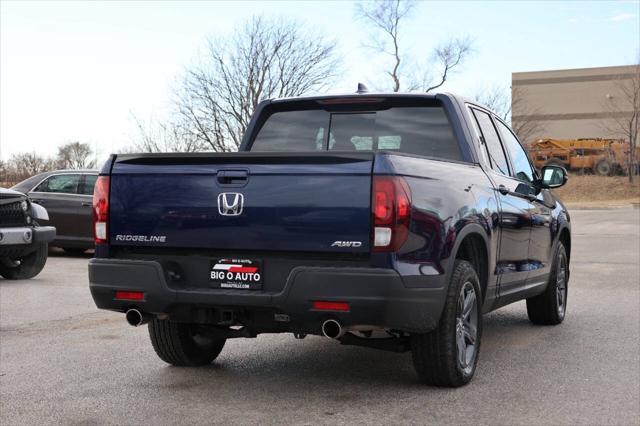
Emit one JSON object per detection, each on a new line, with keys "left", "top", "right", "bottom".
{"left": 411, "top": 260, "right": 482, "bottom": 387}
{"left": 62, "top": 248, "right": 88, "bottom": 255}
{"left": 594, "top": 159, "right": 611, "bottom": 176}
{"left": 148, "top": 318, "right": 226, "bottom": 366}
{"left": 0, "top": 242, "right": 48, "bottom": 280}
{"left": 526, "top": 242, "right": 568, "bottom": 325}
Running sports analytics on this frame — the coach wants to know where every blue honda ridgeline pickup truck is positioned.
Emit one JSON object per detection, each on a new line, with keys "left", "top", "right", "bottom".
{"left": 89, "top": 93, "right": 571, "bottom": 387}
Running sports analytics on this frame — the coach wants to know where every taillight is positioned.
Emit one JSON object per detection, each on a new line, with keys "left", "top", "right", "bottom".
{"left": 372, "top": 176, "right": 411, "bottom": 252}
{"left": 92, "top": 176, "right": 110, "bottom": 244}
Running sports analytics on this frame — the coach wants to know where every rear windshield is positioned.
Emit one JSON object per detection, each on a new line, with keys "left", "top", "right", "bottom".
{"left": 250, "top": 105, "right": 462, "bottom": 161}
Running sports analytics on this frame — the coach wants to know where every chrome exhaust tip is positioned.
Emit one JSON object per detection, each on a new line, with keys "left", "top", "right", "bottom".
{"left": 321, "top": 319, "right": 344, "bottom": 339}
{"left": 125, "top": 309, "right": 146, "bottom": 327}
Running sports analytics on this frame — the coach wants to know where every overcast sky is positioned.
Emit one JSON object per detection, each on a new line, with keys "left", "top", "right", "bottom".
{"left": 1, "top": 0, "right": 638, "bottom": 162}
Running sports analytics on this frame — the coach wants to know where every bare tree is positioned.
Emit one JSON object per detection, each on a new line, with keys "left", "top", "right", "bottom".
{"left": 474, "top": 84, "right": 511, "bottom": 121}
{"left": 509, "top": 86, "right": 546, "bottom": 146}
{"left": 10, "top": 152, "right": 52, "bottom": 176}
{"left": 474, "top": 85, "right": 544, "bottom": 145}
{"left": 602, "top": 64, "right": 640, "bottom": 182}
{"left": 55, "top": 141, "right": 96, "bottom": 169}
{"left": 0, "top": 160, "right": 8, "bottom": 186}
{"left": 355, "top": 0, "right": 415, "bottom": 92}
{"left": 423, "top": 37, "right": 474, "bottom": 92}
{"left": 131, "top": 114, "right": 206, "bottom": 153}
{"left": 171, "top": 16, "right": 340, "bottom": 152}
{"left": 5, "top": 152, "right": 55, "bottom": 183}
{"left": 355, "top": 0, "right": 472, "bottom": 92}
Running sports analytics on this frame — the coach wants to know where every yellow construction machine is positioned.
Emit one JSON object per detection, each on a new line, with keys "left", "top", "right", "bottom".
{"left": 527, "top": 138, "right": 638, "bottom": 176}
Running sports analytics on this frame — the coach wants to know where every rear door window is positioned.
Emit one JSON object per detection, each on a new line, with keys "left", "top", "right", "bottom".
{"left": 33, "top": 174, "right": 81, "bottom": 194}
{"left": 471, "top": 109, "right": 510, "bottom": 175}
{"left": 251, "top": 105, "right": 462, "bottom": 161}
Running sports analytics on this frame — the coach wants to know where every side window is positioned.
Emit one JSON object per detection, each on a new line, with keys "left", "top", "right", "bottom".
{"left": 33, "top": 174, "right": 81, "bottom": 194}
{"left": 495, "top": 120, "right": 535, "bottom": 184}
{"left": 81, "top": 175, "right": 98, "bottom": 195}
{"left": 471, "top": 109, "right": 510, "bottom": 175}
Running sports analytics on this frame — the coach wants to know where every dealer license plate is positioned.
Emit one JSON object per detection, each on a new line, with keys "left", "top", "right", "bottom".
{"left": 210, "top": 258, "right": 263, "bottom": 290}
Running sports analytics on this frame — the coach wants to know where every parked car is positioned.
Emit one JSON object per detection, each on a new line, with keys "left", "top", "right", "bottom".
{"left": 88, "top": 92, "right": 571, "bottom": 387}
{"left": 12, "top": 170, "right": 97, "bottom": 253}
{"left": 0, "top": 188, "right": 56, "bottom": 279}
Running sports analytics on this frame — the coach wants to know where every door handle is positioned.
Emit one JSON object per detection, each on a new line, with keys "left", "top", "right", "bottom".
{"left": 81, "top": 202, "right": 92, "bottom": 207}
{"left": 217, "top": 170, "right": 249, "bottom": 187}
{"left": 497, "top": 184, "right": 534, "bottom": 201}
{"left": 497, "top": 185, "right": 555, "bottom": 209}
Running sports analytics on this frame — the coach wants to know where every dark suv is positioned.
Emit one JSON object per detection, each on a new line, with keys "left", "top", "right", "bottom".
{"left": 12, "top": 170, "right": 98, "bottom": 253}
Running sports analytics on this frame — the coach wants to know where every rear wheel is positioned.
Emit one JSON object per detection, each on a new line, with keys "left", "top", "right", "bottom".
{"left": 0, "top": 242, "right": 48, "bottom": 280}
{"left": 526, "top": 242, "right": 568, "bottom": 325}
{"left": 148, "top": 319, "right": 226, "bottom": 366}
{"left": 594, "top": 159, "right": 612, "bottom": 176}
{"left": 411, "top": 260, "right": 482, "bottom": 387}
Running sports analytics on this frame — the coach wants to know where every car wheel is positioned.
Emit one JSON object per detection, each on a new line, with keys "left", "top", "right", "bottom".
{"left": 0, "top": 242, "right": 48, "bottom": 280}
{"left": 148, "top": 318, "right": 226, "bottom": 366}
{"left": 526, "top": 241, "right": 568, "bottom": 325}
{"left": 411, "top": 260, "right": 482, "bottom": 387}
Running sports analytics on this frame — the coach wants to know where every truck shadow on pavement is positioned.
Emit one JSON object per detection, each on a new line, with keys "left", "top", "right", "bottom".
{"left": 145, "top": 307, "right": 546, "bottom": 393}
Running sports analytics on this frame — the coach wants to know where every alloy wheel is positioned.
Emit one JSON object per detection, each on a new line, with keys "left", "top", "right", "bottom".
{"left": 456, "top": 281, "right": 478, "bottom": 374}
{"left": 556, "top": 252, "right": 568, "bottom": 318}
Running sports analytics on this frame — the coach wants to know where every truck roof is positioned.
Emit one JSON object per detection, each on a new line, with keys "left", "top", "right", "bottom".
{"left": 269, "top": 91, "right": 450, "bottom": 104}
{"left": 265, "top": 92, "right": 492, "bottom": 117}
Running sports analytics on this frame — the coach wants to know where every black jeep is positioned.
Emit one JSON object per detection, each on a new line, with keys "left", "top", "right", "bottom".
{"left": 0, "top": 188, "right": 56, "bottom": 279}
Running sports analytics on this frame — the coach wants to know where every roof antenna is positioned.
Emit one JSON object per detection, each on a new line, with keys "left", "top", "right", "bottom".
{"left": 356, "top": 83, "right": 369, "bottom": 94}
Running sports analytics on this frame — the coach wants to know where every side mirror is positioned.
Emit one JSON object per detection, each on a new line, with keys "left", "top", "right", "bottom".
{"left": 538, "top": 165, "right": 568, "bottom": 189}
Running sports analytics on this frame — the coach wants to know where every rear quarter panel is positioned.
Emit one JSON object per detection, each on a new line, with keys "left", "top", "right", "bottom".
{"left": 374, "top": 153, "right": 500, "bottom": 309}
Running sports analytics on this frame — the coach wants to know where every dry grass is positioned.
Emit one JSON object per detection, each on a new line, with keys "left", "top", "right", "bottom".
{"left": 553, "top": 175, "right": 640, "bottom": 206}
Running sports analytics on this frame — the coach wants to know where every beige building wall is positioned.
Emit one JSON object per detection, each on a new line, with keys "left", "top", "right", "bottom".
{"left": 511, "top": 65, "right": 637, "bottom": 144}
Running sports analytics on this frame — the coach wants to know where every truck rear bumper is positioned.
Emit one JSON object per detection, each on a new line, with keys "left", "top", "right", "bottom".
{"left": 88, "top": 258, "right": 447, "bottom": 334}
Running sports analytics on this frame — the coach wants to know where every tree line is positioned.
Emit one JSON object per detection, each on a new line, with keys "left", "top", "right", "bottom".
{"left": 1, "top": 142, "right": 95, "bottom": 186}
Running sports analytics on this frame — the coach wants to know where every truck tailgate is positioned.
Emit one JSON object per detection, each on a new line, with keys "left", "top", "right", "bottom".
{"left": 109, "top": 153, "right": 373, "bottom": 253}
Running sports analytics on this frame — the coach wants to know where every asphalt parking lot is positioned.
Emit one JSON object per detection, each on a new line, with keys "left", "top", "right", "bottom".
{"left": 1, "top": 208, "right": 639, "bottom": 425}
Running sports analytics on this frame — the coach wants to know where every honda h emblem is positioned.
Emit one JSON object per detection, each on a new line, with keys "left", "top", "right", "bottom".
{"left": 217, "top": 193, "right": 244, "bottom": 216}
